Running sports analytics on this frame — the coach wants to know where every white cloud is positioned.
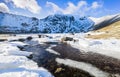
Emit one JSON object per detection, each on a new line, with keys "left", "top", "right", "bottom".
{"left": 6, "top": 0, "right": 41, "bottom": 14}
{"left": 46, "top": 1, "right": 87, "bottom": 14}
{"left": 46, "top": 1, "right": 62, "bottom": 13}
{"left": 0, "top": 3, "right": 9, "bottom": 13}
{"left": 91, "top": 2, "right": 102, "bottom": 9}
{"left": 63, "top": 1, "right": 87, "bottom": 14}
{"left": 46, "top": 1, "right": 102, "bottom": 16}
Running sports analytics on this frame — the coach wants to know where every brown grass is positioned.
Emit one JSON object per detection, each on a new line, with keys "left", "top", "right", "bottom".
{"left": 86, "top": 21, "right": 120, "bottom": 39}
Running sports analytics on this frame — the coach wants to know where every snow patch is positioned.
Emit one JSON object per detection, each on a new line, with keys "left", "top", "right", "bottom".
{"left": 46, "top": 45, "right": 60, "bottom": 55}
{"left": 0, "top": 41, "right": 53, "bottom": 77}
{"left": 56, "top": 58, "right": 110, "bottom": 77}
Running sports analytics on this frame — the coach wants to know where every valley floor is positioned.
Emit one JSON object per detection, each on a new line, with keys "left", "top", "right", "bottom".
{"left": 0, "top": 33, "right": 120, "bottom": 77}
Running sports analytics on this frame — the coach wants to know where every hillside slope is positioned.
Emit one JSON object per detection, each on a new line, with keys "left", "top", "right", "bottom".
{"left": 86, "top": 21, "right": 120, "bottom": 39}
{"left": 90, "top": 14, "right": 120, "bottom": 30}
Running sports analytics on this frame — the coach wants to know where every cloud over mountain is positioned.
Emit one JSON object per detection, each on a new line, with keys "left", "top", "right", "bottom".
{"left": 5, "top": 0, "right": 41, "bottom": 14}
{"left": 46, "top": 1, "right": 102, "bottom": 16}
{"left": 0, "top": 2, "right": 9, "bottom": 13}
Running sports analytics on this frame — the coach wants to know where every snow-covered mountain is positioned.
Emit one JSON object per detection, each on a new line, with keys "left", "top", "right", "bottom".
{"left": 89, "top": 14, "right": 120, "bottom": 30}
{"left": 39, "top": 14, "right": 94, "bottom": 33}
{"left": 0, "top": 12, "right": 39, "bottom": 33}
{"left": 0, "top": 12, "right": 94, "bottom": 33}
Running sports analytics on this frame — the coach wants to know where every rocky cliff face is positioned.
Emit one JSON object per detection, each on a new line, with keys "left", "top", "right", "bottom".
{"left": 0, "top": 12, "right": 94, "bottom": 33}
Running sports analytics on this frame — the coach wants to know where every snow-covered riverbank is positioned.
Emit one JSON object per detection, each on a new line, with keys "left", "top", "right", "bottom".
{"left": 1, "top": 33, "right": 120, "bottom": 77}
{"left": 0, "top": 41, "right": 53, "bottom": 77}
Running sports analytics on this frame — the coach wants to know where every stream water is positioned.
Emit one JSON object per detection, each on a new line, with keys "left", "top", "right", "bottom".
{"left": 23, "top": 42, "right": 94, "bottom": 77}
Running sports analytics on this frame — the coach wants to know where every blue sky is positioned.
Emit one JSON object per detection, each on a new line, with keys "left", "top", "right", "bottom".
{"left": 0, "top": 0, "right": 120, "bottom": 18}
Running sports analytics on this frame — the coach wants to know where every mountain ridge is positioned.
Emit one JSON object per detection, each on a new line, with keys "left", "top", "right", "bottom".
{"left": 0, "top": 12, "right": 94, "bottom": 33}
{"left": 1, "top": 12, "right": 120, "bottom": 34}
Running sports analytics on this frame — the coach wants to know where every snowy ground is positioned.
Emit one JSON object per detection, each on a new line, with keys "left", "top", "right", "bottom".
{"left": 67, "top": 35, "right": 120, "bottom": 60}
{"left": 0, "top": 41, "right": 53, "bottom": 77}
{"left": 0, "top": 33, "right": 120, "bottom": 77}
{"left": 44, "top": 33, "right": 120, "bottom": 60}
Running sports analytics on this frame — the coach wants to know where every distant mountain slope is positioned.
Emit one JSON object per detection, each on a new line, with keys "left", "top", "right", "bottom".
{"left": 89, "top": 14, "right": 120, "bottom": 30}
{"left": 86, "top": 21, "right": 120, "bottom": 39}
{"left": 0, "top": 12, "right": 94, "bottom": 33}
{"left": 0, "top": 12, "right": 39, "bottom": 33}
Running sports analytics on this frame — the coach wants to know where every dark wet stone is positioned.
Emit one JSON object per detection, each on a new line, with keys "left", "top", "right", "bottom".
{"left": 0, "top": 39, "right": 7, "bottom": 41}
{"left": 18, "top": 38, "right": 26, "bottom": 42}
{"left": 38, "top": 34, "right": 42, "bottom": 38}
{"left": 17, "top": 46, "right": 24, "bottom": 50}
{"left": 44, "top": 42, "right": 58, "bottom": 45}
{"left": 27, "top": 54, "right": 33, "bottom": 59}
{"left": 62, "top": 37, "right": 73, "bottom": 41}
{"left": 26, "top": 36, "right": 33, "bottom": 41}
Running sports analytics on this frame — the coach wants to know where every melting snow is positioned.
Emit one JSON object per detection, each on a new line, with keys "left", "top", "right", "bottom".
{"left": 56, "top": 58, "right": 110, "bottom": 77}
{"left": 0, "top": 41, "right": 53, "bottom": 77}
{"left": 1, "top": 33, "right": 120, "bottom": 77}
